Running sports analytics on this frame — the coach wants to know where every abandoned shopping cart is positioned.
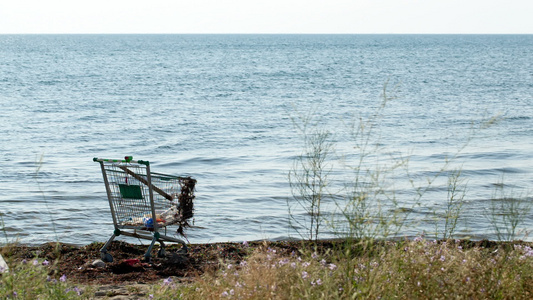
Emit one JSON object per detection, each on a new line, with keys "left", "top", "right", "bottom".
{"left": 93, "top": 156, "right": 196, "bottom": 262}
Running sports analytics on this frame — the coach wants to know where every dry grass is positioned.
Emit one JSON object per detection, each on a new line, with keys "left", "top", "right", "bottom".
{"left": 2, "top": 238, "right": 533, "bottom": 299}
{"left": 0, "top": 256, "right": 91, "bottom": 299}
{"left": 150, "top": 238, "right": 533, "bottom": 299}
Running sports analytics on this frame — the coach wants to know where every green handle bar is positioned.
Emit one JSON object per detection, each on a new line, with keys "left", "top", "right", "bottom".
{"left": 93, "top": 156, "right": 150, "bottom": 166}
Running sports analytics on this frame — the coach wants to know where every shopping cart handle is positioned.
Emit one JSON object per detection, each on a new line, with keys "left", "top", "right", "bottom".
{"left": 93, "top": 157, "right": 150, "bottom": 166}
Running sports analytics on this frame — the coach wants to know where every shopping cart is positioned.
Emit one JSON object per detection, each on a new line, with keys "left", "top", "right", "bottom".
{"left": 93, "top": 156, "right": 196, "bottom": 262}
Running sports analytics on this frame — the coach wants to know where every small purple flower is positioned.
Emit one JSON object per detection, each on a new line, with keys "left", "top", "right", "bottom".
{"left": 60, "top": 274, "right": 67, "bottom": 282}
{"left": 163, "top": 277, "right": 172, "bottom": 286}
{"left": 33, "top": 259, "right": 39, "bottom": 266}
{"left": 311, "top": 252, "right": 318, "bottom": 259}
{"left": 221, "top": 291, "right": 229, "bottom": 297}
{"left": 21, "top": 259, "right": 27, "bottom": 264}
{"left": 149, "top": 294, "right": 154, "bottom": 299}
{"left": 320, "top": 259, "right": 326, "bottom": 266}
{"left": 42, "top": 260, "right": 50, "bottom": 266}
{"left": 301, "top": 271, "right": 309, "bottom": 279}
{"left": 328, "top": 263, "right": 337, "bottom": 270}
{"left": 242, "top": 240, "right": 249, "bottom": 247}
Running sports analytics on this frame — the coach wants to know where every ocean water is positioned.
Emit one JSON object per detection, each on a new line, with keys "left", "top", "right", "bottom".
{"left": 0, "top": 34, "right": 532, "bottom": 246}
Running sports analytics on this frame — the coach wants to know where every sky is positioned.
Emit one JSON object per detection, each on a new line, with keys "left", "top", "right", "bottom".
{"left": 0, "top": 0, "right": 532, "bottom": 34}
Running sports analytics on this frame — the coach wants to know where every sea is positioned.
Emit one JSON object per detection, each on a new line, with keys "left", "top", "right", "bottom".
{"left": 1, "top": 34, "right": 532, "bottom": 246}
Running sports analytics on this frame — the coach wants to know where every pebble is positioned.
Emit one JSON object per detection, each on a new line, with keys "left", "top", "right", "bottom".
{"left": 92, "top": 284, "right": 150, "bottom": 299}
{"left": 92, "top": 259, "right": 106, "bottom": 268}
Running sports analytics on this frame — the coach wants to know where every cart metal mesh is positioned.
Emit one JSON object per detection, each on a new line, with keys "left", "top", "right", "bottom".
{"left": 104, "top": 166, "right": 188, "bottom": 228}
{"left": 93, "top": 156, "right": 196, "bottom": 262}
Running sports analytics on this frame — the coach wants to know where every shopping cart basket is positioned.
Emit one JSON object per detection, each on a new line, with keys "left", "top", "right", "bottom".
{"left": 93, "top": 156, "right": 196, "bottom": 262}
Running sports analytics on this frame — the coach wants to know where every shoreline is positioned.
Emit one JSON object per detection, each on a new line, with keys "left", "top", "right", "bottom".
{"left": 2, "top": 238, "right": 533, "bottom": 298}
{"left": 2, "top": 238, "right": 526, "bottom": 281}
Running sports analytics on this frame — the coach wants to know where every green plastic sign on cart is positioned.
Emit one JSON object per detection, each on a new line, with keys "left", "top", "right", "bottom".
{"left": 118, "top": 184, "right": 143, "bottom": 199}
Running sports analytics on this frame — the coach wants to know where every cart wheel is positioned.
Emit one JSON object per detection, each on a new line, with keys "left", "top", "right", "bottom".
{"left": 157, "top": 247, "right": 166, "bottom": 258}
{"left": 101, "top": 252, "right": 113, "bottom": 263}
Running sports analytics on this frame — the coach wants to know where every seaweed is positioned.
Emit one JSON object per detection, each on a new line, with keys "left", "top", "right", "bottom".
{"left": 176, "top": 177, "right": 197, "bottom": 237}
